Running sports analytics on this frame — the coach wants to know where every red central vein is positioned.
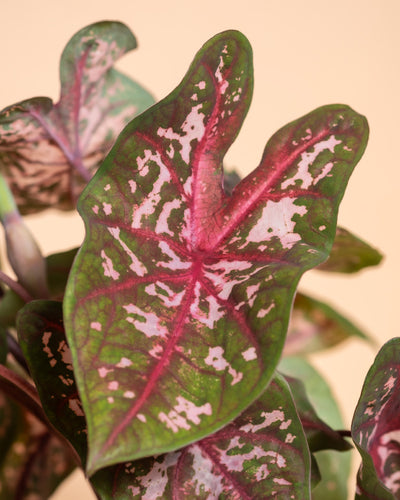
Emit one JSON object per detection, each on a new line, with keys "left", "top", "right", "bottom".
{"left": 190, "top": 62, "right": 225, "bottom": 250}
{"left": 101, "top": 267, "right": 201, "bottom": 452}
{"left": 27, "top": 50, "right": 93, "bottom": 183}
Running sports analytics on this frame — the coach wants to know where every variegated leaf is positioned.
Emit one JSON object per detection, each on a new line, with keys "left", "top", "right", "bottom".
{"left": 64, "top": 29, "right": 368, "bottom": 472}
{"left": 317, "top": 227, "right": 383, "bottom": 273}
{"left": 94, "top": 373, "right": 311, "bottom": 499}
{"left": 16, "top": 304, "right": 310, "bottom": 498}
{"left": 352, "top": 337, "right": 400, "bottom": 499}
{"left": 17, "top": 300, "right": 87, "bottom": 464}
{"left": 284, "top": 291, "right": 371, "bottom": 356}
{"left": 0, "top": 21, "right": 154, "bottom": 214}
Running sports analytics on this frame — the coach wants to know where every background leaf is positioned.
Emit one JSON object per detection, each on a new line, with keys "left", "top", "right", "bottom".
{"left": 279, "top": 356, "right": 351, "bottom": 499}
{"left": 316, "top": 226, "right": 383, "bottom": 273}
{"left": 283, "top": 373, "right": 351, "bottom": 454}
{"left": 352, "top": 337, "right": 400, "bottom": 499}
{"left": 64, "top": 29, "right": 368, "bottom": 473}
{"left": 0, "top": 21, "right": 154, "bottom": 214}
{"left": 284, "top": 291, "right": 372, "bottom": 356}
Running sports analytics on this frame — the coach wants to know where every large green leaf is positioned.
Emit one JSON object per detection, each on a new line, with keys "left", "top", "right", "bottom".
{"left": 0, "top": 21, "right": 153, "bottom": 214}
{"left": 64, "top": 29, "right": 368, "bottom": 473}
{"left": 352, "top": 338, "right": 400, "bottom": 499}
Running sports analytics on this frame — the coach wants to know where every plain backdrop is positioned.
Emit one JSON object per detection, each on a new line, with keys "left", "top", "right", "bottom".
{"left": 0, "top": 1, "right": 399, "bottom": 498}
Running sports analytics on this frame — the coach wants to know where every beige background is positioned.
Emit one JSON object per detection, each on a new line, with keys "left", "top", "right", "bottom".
{"left": 0, "top": 0, "right": 399, "bottom": 498}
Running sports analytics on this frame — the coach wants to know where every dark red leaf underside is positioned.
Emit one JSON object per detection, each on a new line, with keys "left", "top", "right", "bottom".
{"left": 64, "top": 29, "right": 368, "bottom": 472}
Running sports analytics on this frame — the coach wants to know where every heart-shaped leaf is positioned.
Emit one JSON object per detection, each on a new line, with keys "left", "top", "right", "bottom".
{"left": 64, "top": 29, "right": 368, "bottom": 473}
{"left": 352, "top": 337, "right": 400, "bottom": 499}
{"left": 284, "top": 291, "right": 371, "bottom": 356}
{"left": 0, "top": 21, "right": 154, "bottom": 215}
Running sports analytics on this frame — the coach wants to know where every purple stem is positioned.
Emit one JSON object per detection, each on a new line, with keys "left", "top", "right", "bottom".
{"left": 0, "top": 270, "right": 32, "bottom": 303}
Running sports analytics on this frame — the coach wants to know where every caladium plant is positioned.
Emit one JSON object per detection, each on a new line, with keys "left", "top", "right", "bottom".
{"left": 0, "top": 19, "right": 395, "bottom": 500}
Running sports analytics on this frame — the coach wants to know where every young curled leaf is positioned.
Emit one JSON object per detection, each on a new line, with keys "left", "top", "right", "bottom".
{"left": 317, "top": 226, "right": 383, "bottom": 273}
{"left": 0, "top": 21, "right": 154, "bottom": 214}
{"left": 352, "top": 337, "right": 400, "bottom": 499}
{"left": 64, "top": 29, "right": 368, "bottom": 473}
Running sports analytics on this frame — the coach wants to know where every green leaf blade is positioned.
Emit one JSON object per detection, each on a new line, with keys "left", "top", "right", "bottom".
{"left": 94, "top": 374, "right": 311, "bottom": 499}
{"left": 64, "top": 30, "right": 368, "bottom": 473}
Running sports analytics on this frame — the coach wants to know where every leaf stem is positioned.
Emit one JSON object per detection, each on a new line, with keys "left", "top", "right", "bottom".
{"left": 337, "top": 429, "right": 352, "bottom": 438}
{"left": 6, "top": 331, "right": 30, "bottom": 375}
{"left": 0, "top": 364, "right": 48, "bottom": 425}
{"left": 0, "top": 270, "right": 33, "bottom": 303}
